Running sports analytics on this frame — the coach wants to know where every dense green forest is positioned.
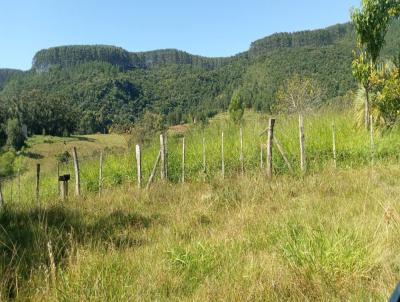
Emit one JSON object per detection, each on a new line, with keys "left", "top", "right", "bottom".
{"left": 0, "top": 20, "right": 399, "bottom": 140}
{"left": 0, "top": 69, "right": 22, "bottom": 90}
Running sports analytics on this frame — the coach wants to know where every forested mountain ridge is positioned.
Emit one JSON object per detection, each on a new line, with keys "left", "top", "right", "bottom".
{"left": 0, "top": 20, "right": 399, "bottom": 137}
{"left": 0, "top": 69, "right": 22, "bottom": 90}
{"left": 248, "top": 23, "right": 354, "bottom": 57}
{"left": 32, "top": 46, "right": 233, "bottom": 71}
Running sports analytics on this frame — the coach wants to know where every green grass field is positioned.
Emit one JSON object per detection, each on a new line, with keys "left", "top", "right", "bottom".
{"left": 1, "top": 110, "right": 400, "bottom": 300}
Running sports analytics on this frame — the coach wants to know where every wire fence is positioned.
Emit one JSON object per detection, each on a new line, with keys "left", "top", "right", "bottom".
{"left": 0, "top": 113, "right": 399, "bottom": 207}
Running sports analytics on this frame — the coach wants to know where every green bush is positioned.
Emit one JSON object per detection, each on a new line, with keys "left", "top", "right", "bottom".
{"left": 0, "top": 150, "right": 16, "bottom": 177}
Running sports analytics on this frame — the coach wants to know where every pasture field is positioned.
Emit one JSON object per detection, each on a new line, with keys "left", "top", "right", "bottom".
{"left": 0, "top": 110, "right": 400, "bottom": 301}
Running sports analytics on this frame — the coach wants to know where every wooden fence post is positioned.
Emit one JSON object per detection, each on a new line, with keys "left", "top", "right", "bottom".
{"left": 160, "top": 134, "right": 166, "bottom": 180}
{"left": 274, "top": 137, "right": 294, "bottom": 174}
{"left": 165, "top": 134, "right": 168, "bottom": 179}
{"left": 182, "top": 137, "right": 185, "bottom": 183}
{"left": 299, "top": 114, "right": 306, "bottom": 174}
{"left": 266, "top": 118, "right": 275, "bottom": 178}
{"left": 36, "top": 163, "right": 40, "bottom": 203}
{"left": 260, "top": 144, "right": 264, "bottom": 168}
{"left": 60, "top": 179, "right": 68, "bottom": 201}
{"left": 99, "top": 151, "right": 103, "bottom": 195}
{"left": 202, "top": 136, "right": 206, "bottom": 173}
{"left": 57, "top": 162, "right": 60, "bottom": 195}
{"left": 332, "top": 123, "right": 337, "bottom": 168}
{"left": 221, "top": 131, "right": 225, "bottom": 178}
{"left": 18, "top": 169, "right": 21, "bottom": 203}
{"left": 147, "top": 151, "right": 161, "bottom": 189}
{"left": 10, "top": 179, "right": 13, "bottom": 203}
{"left": 370, "top": 115, "right": 374, "bottom": 164}
{"left": 135, "top": 145, "right": 141, "bottom": 189}
{"left": 0, "top": 181, "right": 4, "bottom": 208}
{"left": 240, "top": 127, "right": 244, "bottom": 176}
{"left": 72, "top": 147, "right": 80, "bottom": 197}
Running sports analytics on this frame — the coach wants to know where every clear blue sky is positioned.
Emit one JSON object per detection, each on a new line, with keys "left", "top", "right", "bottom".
{"left": 0, "top": 0, "right": 360, "bottom": 70}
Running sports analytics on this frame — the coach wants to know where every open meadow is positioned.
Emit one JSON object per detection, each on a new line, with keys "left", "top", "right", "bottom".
{"left": 0, "top": 110, "right": 400, "bottom": 301}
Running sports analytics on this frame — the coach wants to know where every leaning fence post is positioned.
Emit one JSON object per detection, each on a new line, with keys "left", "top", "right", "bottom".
{"left": 240, "top": 127, "right": 244, "bottom": 176}
{"left": 299, "top": 114, "right": 306, "bottom": 174}
{"left": 147, "top": 151, "right": 161, "bottom": 189}
{"left": 260, "top": 144, "right": 264, "bottom": 168}
{"left": 266, "top": 118, "right": 275, "bottom": 178}
{"left": 135, "top": 145, "right": 141, "bottom": 189}
{"left": 72, "top": 147, "right": 81, "bottom": 196}
{"left": 36, "top": 163, "right": 41, "bottom": 203}
{"left": 99, "top": 151, "right": 103, "bottom": 195}
{"left": 221, "top": 131, "right": 225, "bottom": 178}
{"left": 274, "top": 137, "right": 294, "bottom": 174}
{"left": 182, "top": 137, "right": 185, "bottom": 183}
{"left": 370, "top": 115, "right": 374, "bottom": 164}
{"left": 332, "top": 122, "right": 337, "bottom": 168}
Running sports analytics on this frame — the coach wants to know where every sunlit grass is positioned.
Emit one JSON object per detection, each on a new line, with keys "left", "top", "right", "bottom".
{"left": 1, "top": 110, "right": 400, "bottom": 300}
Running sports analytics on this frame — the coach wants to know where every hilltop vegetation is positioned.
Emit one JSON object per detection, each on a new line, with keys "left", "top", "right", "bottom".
{"left": 0, "top": 20, "right": 399, "bottom": 138}
{"left": 0, "top": 69, "right": 22, "bottom": 90}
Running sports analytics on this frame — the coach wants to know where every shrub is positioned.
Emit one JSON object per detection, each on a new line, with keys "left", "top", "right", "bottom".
{"left": 6, "top": 119, "right": 26, "bottom": 151}
{"left": 228, "top": 90, "right": 245, "bottom": 124}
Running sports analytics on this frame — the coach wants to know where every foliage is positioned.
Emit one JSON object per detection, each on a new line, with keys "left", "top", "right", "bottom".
{"left": 55, "top": 151, "right": 72, "bottom": 164}
{"left": 249, "top": 23, "right": 352, "bottom": 57}
{"left": 129, "top": 111, "right": 166, "bottom": 145}
{"left": 228, "top": 90, "right": 245, "bottom": 124}
{"left": 0, "top": 68, "right": 22, "bottom": 90}
{"left": 358, "top": 63, "right": 400, "bottom": 129}
{"left": 6, "top": 119, "right": 26, "bottom": 151}
{"left": 0, "top": 150, "right": 16, "bottom": 177}
{"left": 351, "top": 0, "right": 400, "bottom": 128}
{"left": 276, "top": 74, "right": 322, "bottom": 114}
{"left": 351, "top": 0, "right": 396, "bottom": 64}
{"left": 32, "top": 45, "right": 133, "bottom": 71}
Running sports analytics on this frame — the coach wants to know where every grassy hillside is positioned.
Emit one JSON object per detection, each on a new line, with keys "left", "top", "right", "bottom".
{"left": 22, "top": 134, "right": 127, "bottom": 175}
{"left": 1, "top": 110, "right": 400, "bottom": 300}
{"left": 3, "top": 109, "right": 400, "bottom": 202}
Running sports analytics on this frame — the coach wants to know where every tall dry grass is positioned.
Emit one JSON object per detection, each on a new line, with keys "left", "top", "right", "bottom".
{"left": 0, "top": 164, "right": 399, "bottom": 301}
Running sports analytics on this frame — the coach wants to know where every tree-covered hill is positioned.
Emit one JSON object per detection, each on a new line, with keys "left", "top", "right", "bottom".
{"left": 32, "top": 45, "right": 133, "bottom": 71}
{"left": 0, "top": 20, "right": 399, "bottom": 137}
{"left": 32, "top": 46, "right": 233, "bottom": 71}
{"left": 0, "top": 68, "right": 22, "bottom": 90}
{"left": 248, "top": 23, "right": 354, "bottom": 57}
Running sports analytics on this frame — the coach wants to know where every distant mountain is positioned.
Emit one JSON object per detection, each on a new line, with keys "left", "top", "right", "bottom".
{"left": 32, "top": 45, "right": 232, "bottom": 72}
{"left": 0, "top": 20, "right": 399, "bottom": 136}
{"left": 248, "top": 23, "right": 354, "bottom": 57}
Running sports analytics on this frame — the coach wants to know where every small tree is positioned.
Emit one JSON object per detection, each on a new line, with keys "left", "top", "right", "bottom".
{"left": 6, "top": 119, "right": 26, "bottom": 151}
{"left": 56, "top": 151, "right": 72, "bottom": 165}
{"left": 228, "top": 90, "right": 245, "bottom": 124}
{"left": 351, "top": 0, "right": 400, "bottom": 129}
{"left": 0, "top": 150, "right": 16, "bottom": 177}
{"left": 130, "top": 112, "right": 166, "bottom": 145}
{"left": 276, "top": 74, "right": 322, "bottom": 114}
